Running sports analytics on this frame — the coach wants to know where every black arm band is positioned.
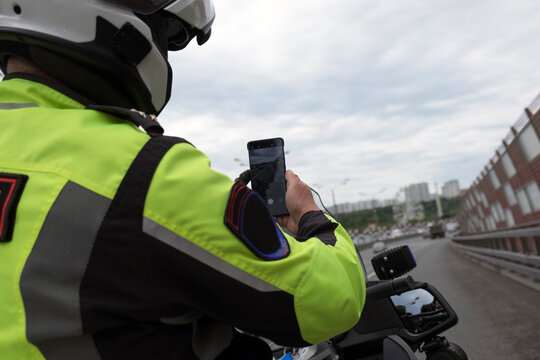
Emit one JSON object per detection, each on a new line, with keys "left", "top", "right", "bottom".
{"left": 296, "top": 211, "right": 338, "bottom": 246}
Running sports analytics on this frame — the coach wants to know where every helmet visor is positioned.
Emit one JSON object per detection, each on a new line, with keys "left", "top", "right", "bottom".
{"left": 106, "top": 0, "right": 175, "bottom": 15}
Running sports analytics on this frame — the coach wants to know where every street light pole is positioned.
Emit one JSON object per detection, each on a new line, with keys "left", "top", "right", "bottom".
{"left": 434, "top": 176, "right": 443, "bottom": 219}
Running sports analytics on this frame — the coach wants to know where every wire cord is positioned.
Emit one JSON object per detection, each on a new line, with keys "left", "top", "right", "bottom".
{"left": 309, "top": 186, "right": 335, "bottom": 219}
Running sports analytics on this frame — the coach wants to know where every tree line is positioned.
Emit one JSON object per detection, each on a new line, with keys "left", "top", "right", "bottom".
{"left": 335, "top": 196, "right": 461, "bottom": 230}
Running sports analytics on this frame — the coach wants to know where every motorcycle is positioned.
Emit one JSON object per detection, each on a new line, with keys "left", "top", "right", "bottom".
{"left": 270, "top": 245, "right": 468, "bottom": 360}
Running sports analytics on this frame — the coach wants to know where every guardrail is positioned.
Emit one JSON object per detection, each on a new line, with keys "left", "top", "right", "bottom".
{"left": 452, "top": 229, "right": 540, "bottom": 286}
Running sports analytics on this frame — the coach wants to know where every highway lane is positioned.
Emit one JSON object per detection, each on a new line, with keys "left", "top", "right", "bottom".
{"left": 361, "top": 235, "right": 540, "bottom": 359}
{"left": 358, "top": 235, "right": 433, "bottom": 279}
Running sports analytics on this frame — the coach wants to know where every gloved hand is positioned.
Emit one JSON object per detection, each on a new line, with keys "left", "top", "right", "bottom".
{"left": 235, "top": 169, "right": 252, "bottom": 185}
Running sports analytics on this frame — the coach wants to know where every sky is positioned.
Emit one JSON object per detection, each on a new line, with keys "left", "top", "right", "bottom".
{"left": 24, "top": 0, "right": 540, "bottom": 207}
{"left": 159, "top": 0, "right": 540, "bottom": 206}
{"left": 1, "top": 1, "right": 538, "bottom": 206}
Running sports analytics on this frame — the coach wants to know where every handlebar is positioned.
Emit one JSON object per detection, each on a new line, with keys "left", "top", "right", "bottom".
{"left": 365, "top": 275, "right": 416, "bottom": 303}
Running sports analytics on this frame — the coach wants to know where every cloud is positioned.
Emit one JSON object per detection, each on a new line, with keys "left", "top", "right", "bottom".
{"left": 160, "top": 0, "right": 540, "bottom": 205}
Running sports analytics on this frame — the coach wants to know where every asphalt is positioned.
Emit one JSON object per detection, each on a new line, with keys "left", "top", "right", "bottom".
{"left": 367, "top": 236, "right": 540, "bottom": 360}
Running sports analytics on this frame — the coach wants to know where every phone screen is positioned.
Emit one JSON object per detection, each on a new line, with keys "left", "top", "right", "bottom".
{"left": 247, "top": 138, "right": 288, "bottom": 217}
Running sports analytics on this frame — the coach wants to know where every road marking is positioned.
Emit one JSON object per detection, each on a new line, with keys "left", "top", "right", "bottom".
{"left": 367, "top": 271, "right": 376, "bottom": 279}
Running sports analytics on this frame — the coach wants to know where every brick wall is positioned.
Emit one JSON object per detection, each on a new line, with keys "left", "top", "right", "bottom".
{"left": 458, "top": 93, "right": 540, "bottom": 233}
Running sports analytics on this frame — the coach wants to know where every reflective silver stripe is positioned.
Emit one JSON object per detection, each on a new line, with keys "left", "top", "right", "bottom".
{"left": 0, "top": 102, "right": 38, "bottom": 109}
{"left": 142, "top": 217, "right": 281, "bottom": 293}
{"left": 20, "top": 181, "right": 111, "bottom": 360}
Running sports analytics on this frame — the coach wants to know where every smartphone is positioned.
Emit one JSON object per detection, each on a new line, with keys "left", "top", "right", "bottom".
{"left": 247, "top": 137, "right": 288, "bottom": 217}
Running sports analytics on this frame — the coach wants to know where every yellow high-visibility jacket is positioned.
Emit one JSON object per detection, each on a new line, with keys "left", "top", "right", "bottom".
{"left": 0, "top": 75, "right": 365, "bottom": 359}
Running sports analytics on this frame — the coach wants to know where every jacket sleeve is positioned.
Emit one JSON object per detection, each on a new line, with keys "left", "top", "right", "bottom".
{"left": 143, "top": 143, "right": 366, "bottom": 346}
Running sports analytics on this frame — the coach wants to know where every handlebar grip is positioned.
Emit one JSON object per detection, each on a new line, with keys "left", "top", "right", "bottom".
{"left": 365, "top": 275, "right": 415, "bottom": 303}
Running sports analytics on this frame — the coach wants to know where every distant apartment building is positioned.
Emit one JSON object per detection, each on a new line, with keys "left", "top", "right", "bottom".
{"left": 382, "top": 199, "right": 398, "bottom": 207}
{"left": 332, "top": 202, "right": 353, "bottom": 214}
{"left": 355, "top": 199, "right": 378, "bottom": 210}
{"left": 332, "top": 198, "right": 396, "bottom": 214}
{"left": 442, "top": 179, "right": 460, "bottom": 198}
{"left": 405, "top": 182, "right": 430, "bottom": 204}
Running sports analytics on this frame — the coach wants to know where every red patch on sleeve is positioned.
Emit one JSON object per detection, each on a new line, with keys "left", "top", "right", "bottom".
{"left": 224, "top": 181, "right": 290, "bottom": 261}
{"left": 0, "top": 173, "right": 28, "bottom": 242}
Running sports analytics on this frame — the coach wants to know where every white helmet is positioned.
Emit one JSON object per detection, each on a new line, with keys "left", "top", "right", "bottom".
{"left": 0, "top": 0, "right": 215, "bottom": 114}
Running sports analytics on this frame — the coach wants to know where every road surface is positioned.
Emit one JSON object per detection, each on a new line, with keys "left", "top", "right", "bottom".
{"left": 358, "top": 235, "right": 540, "bottom": 359}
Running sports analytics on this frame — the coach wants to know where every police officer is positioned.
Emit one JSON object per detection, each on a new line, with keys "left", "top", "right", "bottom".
{"left": 0, "top": 1, "right": 366, "bottom": 359}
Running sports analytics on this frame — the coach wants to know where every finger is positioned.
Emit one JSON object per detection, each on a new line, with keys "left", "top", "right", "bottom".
{"left": 285, "top": 169, "right": 300, "bottom": 184}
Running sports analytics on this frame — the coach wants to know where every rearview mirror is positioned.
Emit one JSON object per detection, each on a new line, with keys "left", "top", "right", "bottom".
{"left": 390, "top": 284, "right": 458, "bottom": 342}
{"left": 392, "top": 288, "right": 448, "bottom": 333}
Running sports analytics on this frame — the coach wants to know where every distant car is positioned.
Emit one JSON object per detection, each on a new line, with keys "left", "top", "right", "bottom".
{"left": 429, "top": 223, "right": 445, "bottom": 239}
{"left": 364, "top": 234, "right": 373, "bottom": 242}
{"left": 352, "top": 235, "right": 365, "bottom": 247}
{"left": 372, "top": 241, "right": 387, "bottom": 253}
{"left": 390, "top": 229, "right": 403, "bottom": 239}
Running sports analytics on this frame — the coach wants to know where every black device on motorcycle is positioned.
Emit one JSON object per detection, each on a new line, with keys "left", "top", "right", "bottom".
{"left": 340, "top": 280, "right": 459, "bottom": 359}
{"left": 271, "top": 244, "right": 467, "bottom": 359}
{"left": 371, "top": 245, "right": 417, "bottom": 280}
{"left": 247, "top": 138, "right": 288, "bottom": 217}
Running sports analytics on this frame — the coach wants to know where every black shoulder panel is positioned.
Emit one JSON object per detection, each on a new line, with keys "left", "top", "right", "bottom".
{"left": 80, "top": 135, "right": 194, "bottom": 359}
{"left": 224, "top": 182, "right": 290, "bottom": 261}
